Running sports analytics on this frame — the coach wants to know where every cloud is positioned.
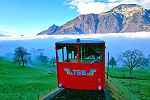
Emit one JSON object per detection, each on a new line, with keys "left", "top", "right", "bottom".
{"left": 0, "top": 29, "right": 26, "bottom": 37}
{"left": 66, "top": 0, "right": 150, "bottom": 14}
{"left": 0, "top": 29, "right": 17, "bottom": 35}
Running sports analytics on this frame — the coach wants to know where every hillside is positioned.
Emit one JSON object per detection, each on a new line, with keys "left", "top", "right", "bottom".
{"left": 0, "top": 57, "right": 57, "bottom": 99}
{"left": 37, "top": 4, "right": 150, "bottom": 35}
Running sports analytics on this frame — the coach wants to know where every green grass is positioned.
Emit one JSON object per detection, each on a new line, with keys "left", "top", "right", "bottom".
{"left": 109, "top": 67, "right": 150, "bottom": 79}
{"left": 32, "top": 61, "right": 56, "bottom": 68}
{"left": 108, "top": 77, "right": 137, "bottom": 100}
{"left": 0, "top": 57, "right": 57, "bottom": 100}
{"left": 108, "top": 67, "right": 150, "bottom": 100}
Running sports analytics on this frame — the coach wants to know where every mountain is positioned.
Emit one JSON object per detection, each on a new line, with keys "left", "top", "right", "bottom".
{"left": 37, "top": 24, "right": 59, "bottom": 35}
{"left": 37, "top": 4, "right": 150, "bottom": 35}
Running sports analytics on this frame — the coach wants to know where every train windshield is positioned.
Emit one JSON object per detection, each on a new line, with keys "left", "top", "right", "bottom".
{"left": 57, "top": 45, "right": 78, "bottom": 63}
{"left": 56, "top": 44, "right": 103, "bottom": 63}
{"left": 80, "top": 44, "right": 103, "bottom": 63}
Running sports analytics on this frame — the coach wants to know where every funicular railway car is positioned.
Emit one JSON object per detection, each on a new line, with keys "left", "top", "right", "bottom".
{"left": 55, "top": 38, "right": 105, "bottom": 91}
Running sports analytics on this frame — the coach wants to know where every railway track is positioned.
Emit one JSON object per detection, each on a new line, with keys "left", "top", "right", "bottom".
{"left": 44, "top": 89, "right": 105, "bottom": 100}
{"left": 44, "top": 83, "right": 111, "bottom": 100}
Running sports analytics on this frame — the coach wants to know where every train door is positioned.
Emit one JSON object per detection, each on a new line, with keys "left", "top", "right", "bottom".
{"left": 79, "top": 44, "right": 105, "bottom": 90}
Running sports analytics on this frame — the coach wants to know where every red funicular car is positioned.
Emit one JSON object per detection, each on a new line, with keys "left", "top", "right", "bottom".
{"left": 55, "top": 38, "right": 105, "bottom": 91}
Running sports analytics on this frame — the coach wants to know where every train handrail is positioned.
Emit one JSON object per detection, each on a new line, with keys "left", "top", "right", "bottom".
{"left": 90, "top": 57, "right": 100, "bottom": 64}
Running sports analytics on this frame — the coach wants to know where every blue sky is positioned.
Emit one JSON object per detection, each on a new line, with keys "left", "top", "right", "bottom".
{"left": 0, "top": 0, "right": 149, "bottom": 36}
{"left": 0, "top": 0, "right": 79, "bottom": 35}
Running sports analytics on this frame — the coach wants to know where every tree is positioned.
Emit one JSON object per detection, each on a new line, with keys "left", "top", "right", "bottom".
{"left": 147, "top": 54, "right": 150, "bottom": 67}
{"left": 118, "top": 49, "right": 148, "bottom": 82}
{"left": 42, "top": 56, "right": 49, "bottom": 64}
{"left": 50, "top": 57, "right": 56, "bottom": 66}
{"left": 13, "top": 46, "right": 29, "bottom": 67}
{"left": 39, "top": 53, "right": 49, "bottom": 64}
{"left": 109, "top": 57, "right": 117, "bottom": 68}
{"left": 27, "top": 56, "right": 32, "bottom": 64}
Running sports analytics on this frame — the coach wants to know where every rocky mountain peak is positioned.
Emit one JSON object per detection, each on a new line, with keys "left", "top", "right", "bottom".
{"left": 37, "top": 4, "right": 150, "bottom": 35}
{"left": 48, "top": 24, "right": 59, "bottom": 30}
{"left": 37, "top": 24, "right": 59, "bottom": 35}
{"left": 112, "top": 4, "right": 144, "bottom": 17}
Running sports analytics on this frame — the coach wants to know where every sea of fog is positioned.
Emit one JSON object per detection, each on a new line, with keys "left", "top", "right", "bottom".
{"left": 0, "top": 32, "right": 150, "bottom": 61}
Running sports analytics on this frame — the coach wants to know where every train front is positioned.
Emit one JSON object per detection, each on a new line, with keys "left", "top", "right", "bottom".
{"left": 55, "top": 39, "right": 105, "bottom": 91}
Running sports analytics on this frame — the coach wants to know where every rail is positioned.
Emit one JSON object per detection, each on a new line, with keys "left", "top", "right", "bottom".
{"left": 43, "top": 83, "right": 111, "bottom": 100}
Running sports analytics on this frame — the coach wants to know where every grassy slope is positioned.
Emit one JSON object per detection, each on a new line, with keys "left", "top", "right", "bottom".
{"left": 108, "top": 67, "right": 150, "bottom": 100}
{"left": 109, "top": 67, "right": 150, "bottom": 79}
{"left": 0, "top": 57, "right": 57, "bottom": 100}
{"left": 32, "top": 61, "right": 56, "bottom": 68}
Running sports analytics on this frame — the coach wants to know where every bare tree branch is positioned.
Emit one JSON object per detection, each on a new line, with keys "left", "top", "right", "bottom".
{"left": 13, "top": 46, "right": 30, "bottom": 67}
{"left": 118, "top": 49, "right": 148, "bottom": 81}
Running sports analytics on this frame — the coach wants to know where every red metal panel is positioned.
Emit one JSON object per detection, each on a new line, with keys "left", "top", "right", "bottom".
{"left": 57, "top": 62, "right": 105, "bottom": 90}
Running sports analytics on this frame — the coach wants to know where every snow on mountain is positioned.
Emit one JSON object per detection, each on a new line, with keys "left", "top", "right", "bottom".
{"left": 37, "top": 4, "right": 150, "bottom": 35}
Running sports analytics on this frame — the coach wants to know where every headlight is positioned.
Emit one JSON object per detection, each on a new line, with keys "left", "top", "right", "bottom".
{"left": 98, "top": 86, "right": 102, "bottom": 90}
{"left": 58, "top": 84, "right": 62, "bottom": 88}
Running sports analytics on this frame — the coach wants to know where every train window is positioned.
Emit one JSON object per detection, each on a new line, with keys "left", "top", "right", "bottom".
{"left": 80, "top": 45, "right": 103, "bottom": 63}
{"left": 57, "top": 45, "right": 78, "bottom": 63}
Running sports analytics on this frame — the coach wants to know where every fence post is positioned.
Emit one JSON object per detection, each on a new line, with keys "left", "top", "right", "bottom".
{"left": 38, "top": 94, "right": 40, "bottom": 100}
{"left": 50, "top": 89, "right": 52, "bottom": 93}
{"left": 107, "top": 52, "right": 110, "bottom": 79}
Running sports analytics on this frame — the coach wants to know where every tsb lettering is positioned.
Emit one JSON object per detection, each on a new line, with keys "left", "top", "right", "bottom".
{"left": 64, "top": 68, "right": 96, "bottom": 76}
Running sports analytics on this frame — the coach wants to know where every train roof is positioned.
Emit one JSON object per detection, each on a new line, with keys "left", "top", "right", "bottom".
{"left": 55, "top": 38, "right": 105, "bottom": 45}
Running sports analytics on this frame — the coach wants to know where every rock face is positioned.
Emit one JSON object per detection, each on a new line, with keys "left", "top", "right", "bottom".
{"left": 37, "top": 24, "right": 59, "bottom": 35}
{"left": 37, "top": 4, "right": 150, "bottom": 35}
